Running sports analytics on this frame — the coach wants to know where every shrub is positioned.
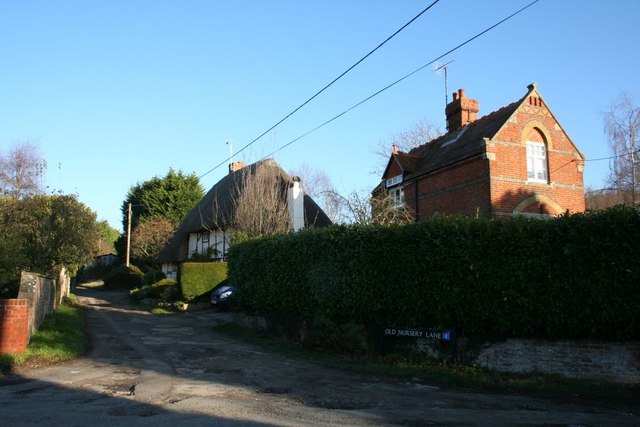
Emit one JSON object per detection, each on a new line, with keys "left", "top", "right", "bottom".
{"left": 229, "top": 206, "right": 640, "bottom": 341}
{"left": 180, "top": 262, "right": 228, "bottom": 301}
{"left": 130, "top": 278, "right": 178, "bottom": 302}
{"left": 103, "top": 265, "right": 143, "bottom": 289}
{"left": 76, "top": 263, "right": 115, "bottom": 283}
{"left": 142, "top": 269, "right": 166, "bottom": 286}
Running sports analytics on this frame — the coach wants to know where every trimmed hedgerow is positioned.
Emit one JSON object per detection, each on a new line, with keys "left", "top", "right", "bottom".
{"left": 228, "top": 206, "right": 640, "bottom": 341}
{"left": 180, "top": 262, "right": 228, "bottom": 301}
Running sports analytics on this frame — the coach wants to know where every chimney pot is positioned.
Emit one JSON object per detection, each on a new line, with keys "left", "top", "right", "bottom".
{"left": 459, "top": 88, "right": 465, "bottom": 98}
{"left": 452, "top": 92, "right": 458, "bottom": 101}
{"left": 392, "top": 143, "right": 399, "bottom": 154}
{"left": 229, "top": 161, "right": 246, "bottom": 174}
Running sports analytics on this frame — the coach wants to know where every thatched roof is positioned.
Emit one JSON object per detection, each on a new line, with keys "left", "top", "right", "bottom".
{"left": 156, "top": 159, "right": 332, "bottom": 264}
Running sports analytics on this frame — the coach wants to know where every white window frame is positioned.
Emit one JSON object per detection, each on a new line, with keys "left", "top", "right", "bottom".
{"left": 385, "top": 175, "right": 402, "bottom": 188}
{"left": 526, "top": 141, "right": 548, "bottom": 183}
{"left": 390, "top": 186, "right": 404, "bottom": 208}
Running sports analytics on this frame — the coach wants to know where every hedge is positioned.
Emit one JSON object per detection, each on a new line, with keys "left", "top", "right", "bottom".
{"left": 228, "top": 206, "right": 640, "bottom": 341}
{"left": 103, "top": 265, "right": 143, "bottom": 289}
{"left": 180, "top": 262, "right": 228, "bottom": 301}
{"left": 130, "top": 278, "right": 178, "bottom": 302}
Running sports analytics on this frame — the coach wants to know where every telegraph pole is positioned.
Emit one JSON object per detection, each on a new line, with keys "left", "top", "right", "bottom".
{"left": 125, "top": 203, "right": 132, "bottom": 267}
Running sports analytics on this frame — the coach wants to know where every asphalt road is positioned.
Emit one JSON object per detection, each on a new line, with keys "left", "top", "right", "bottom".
{"left": 0, "top": 286, "right": 637, "bottom": 426}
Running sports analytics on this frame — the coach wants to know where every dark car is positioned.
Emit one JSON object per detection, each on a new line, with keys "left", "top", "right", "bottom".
{"left": 210, "top": 285, "right": 237, "bottom": 307}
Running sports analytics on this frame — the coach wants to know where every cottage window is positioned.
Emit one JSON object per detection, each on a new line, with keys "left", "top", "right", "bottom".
{"left": 526, "top": 141, "right": 548, "bottom": 182}
{"left": 390, "top": 186, "right": 404, "bottom": 207}
{"left": 201, "top": 233, "right": 210, "bottom": 253}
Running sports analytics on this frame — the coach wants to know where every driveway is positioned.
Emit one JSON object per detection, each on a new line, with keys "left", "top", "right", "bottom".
{"left": 0, "top": 285, "right": 637, "bottom": 426}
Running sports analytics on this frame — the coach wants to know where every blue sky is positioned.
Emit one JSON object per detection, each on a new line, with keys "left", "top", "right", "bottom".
{"left": 1, "top": 0, "right": 638, "bottom": 231}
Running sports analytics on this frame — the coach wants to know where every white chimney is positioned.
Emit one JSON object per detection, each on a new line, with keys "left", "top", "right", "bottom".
{"left": 288, "top": 177, "right": 304, "bottom": 232}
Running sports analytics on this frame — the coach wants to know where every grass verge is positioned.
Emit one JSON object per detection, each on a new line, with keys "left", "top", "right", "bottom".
{"left": 0, "top": 296, "right": 86, "bottom": 374}
{"left": 213, "top": 321, "right": 640, "bottom": 404}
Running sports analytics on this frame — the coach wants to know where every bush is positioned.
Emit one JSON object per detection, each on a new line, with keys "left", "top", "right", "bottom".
{"left": 180, "top": 262, "right": 227, "bottom": 301}
{"left": 77, "top": 262, "right": 116, "bottom": 283}
{"left": 0, "top": 278, "right": 20, "bottom": 299}
{"left": 103, "top": 265, "right": 143, "bottom": 289}
{"left": 130, "top": 278, "right": 178, "bottom": 302}
{"left": 142, "top": 269, "right": 166, "bottom": 286}
{"left": 229, "top": 206, "right": 640, "bottom": 341}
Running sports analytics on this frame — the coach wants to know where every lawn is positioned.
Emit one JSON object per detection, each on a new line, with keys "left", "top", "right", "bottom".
{"left": 0, "top": 296, "right": 86, "bottom": 374}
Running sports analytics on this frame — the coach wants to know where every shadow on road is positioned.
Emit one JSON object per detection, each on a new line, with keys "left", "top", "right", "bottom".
{"left": 1, "top": 284, "right": 638, "bottom": 426}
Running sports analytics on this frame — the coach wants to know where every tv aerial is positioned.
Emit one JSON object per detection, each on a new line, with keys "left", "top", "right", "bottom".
{"left": 434, "top": 60, "right": 455, "bottom": 108}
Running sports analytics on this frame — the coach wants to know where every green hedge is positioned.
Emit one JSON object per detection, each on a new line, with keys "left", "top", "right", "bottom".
{"left": 228, "top": 206, "right": 640, "bottom": 341}
{"left": 103, "top": 265, "right": 143, "bottom": 289}
{"left": 130, "top": 278, "right": 178, "bottom": 302}
{"left": 180, "top": 262, "right": 228, "bottom": 301}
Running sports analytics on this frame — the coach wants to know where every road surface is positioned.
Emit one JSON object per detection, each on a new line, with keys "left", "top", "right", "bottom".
{"left": 0, "top": 286, "right": 637, "bottom": 426}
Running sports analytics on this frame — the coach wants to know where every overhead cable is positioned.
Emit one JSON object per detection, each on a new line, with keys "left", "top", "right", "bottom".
{"left": 198, "top": 0, "right": 442, "bottom": 179}
{"left": 262, "top": 0, "right": 542, "bottom": 159}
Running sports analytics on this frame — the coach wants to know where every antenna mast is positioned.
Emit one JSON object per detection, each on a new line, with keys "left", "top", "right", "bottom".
{"left": 434, "top": 60, "right": 455, "bottom": 109}
{"left": 226, "top": 140, "right": 233, "bottom": 165}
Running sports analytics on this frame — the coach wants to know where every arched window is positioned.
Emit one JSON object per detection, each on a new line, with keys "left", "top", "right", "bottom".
{"left": 525, "top": 128, "right": 548, "bottom": 183}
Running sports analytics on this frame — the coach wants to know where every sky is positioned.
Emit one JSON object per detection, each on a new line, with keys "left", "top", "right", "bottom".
{"left": 1, "top": 0, "right": 639, "bottom": 231}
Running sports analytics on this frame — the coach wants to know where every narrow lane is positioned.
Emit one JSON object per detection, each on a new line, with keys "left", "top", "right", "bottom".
{"left": 0, "top": 286, "right": 637, "bottom": 426}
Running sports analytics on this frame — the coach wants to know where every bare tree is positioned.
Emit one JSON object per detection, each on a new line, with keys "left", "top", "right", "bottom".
{"left": 131, "top": 217, "right": 174, "bottom": 267}
{"left": 327, "top": 188, "right": 414, "bottom": 225}
{"left": 372, "top": 118, "right": 442, "bottom": 175}
{"left": 603, "top": 92, "right": 640, "bottom": 206}
{"left": 0, "top": 140, "right": 47, "bottom": 198}
{"left": 232, "top": 162, "right": 291, "bottom": 237}
{"left": 585, "top": 186, "right": 626, "bottom": 211}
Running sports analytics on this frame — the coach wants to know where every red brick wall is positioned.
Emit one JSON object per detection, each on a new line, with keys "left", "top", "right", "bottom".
{"left": 488, "top": 100, "right": 585, "bottom": 216}
{"left": 407, "top": 156, "right": 492, "bottom": 220}
{"left": 0, "top": 299, "right": 30, "bottom": 354}
{"left": 383, "top": 158, "right": 403, "bottom": 180}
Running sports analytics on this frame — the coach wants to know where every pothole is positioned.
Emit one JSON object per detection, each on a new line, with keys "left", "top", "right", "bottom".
{"left": 64, "top": 396, "right": 106, "bottom": 404}
{"left": 108, "top": 405, "right": 159, "bottom": 417}
{"left": 309, "top": 398, "right": 373, "bottom": 410}
{"left": 103, "top": 381, "right": 137, "bottom": 397}
{"left": 257, "top": 386, "right": 290, "bottom": 395}
{"left": 12, "top": 385, "right": 51, "bottom": 395}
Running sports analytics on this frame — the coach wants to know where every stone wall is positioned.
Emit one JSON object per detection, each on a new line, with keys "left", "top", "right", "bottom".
{"left": 474, "top": 339, "right": 640, "bottom": 384}
{"left": 17, "top": 271, "right": 57, "bottom": 340}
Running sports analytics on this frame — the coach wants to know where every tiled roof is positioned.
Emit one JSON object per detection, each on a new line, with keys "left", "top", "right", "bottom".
{"left": 405, "top": 98, "right": 522, "bottom": 180}
{"left": 393, "top": 152, "right": 420, "bottom": 174}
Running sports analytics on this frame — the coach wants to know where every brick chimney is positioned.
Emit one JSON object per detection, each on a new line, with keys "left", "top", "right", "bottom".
{"left": 445, "top": 88, "right": 479, "bottom": 132}
{"left": 229, "top": 161, "right": 246, "bottom": 174}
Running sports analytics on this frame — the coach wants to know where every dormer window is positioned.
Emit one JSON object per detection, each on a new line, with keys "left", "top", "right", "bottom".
{"left": 385, "top": 175, "right": 402, "bottom": 188}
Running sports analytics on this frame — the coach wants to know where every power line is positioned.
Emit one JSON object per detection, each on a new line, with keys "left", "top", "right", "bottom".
{"left": 198, "top": 0, "right": 441, "bottom": 179}
{"left": 262, "top": 0, "right": 541, "bottom": 160}
{"left": 584, "top": 149, "right": 640, "bottom": 162}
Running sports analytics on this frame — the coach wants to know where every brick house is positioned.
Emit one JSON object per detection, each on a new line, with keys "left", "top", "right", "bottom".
{"left": 377, "top": 83, "right": 585, "bottom": 219}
